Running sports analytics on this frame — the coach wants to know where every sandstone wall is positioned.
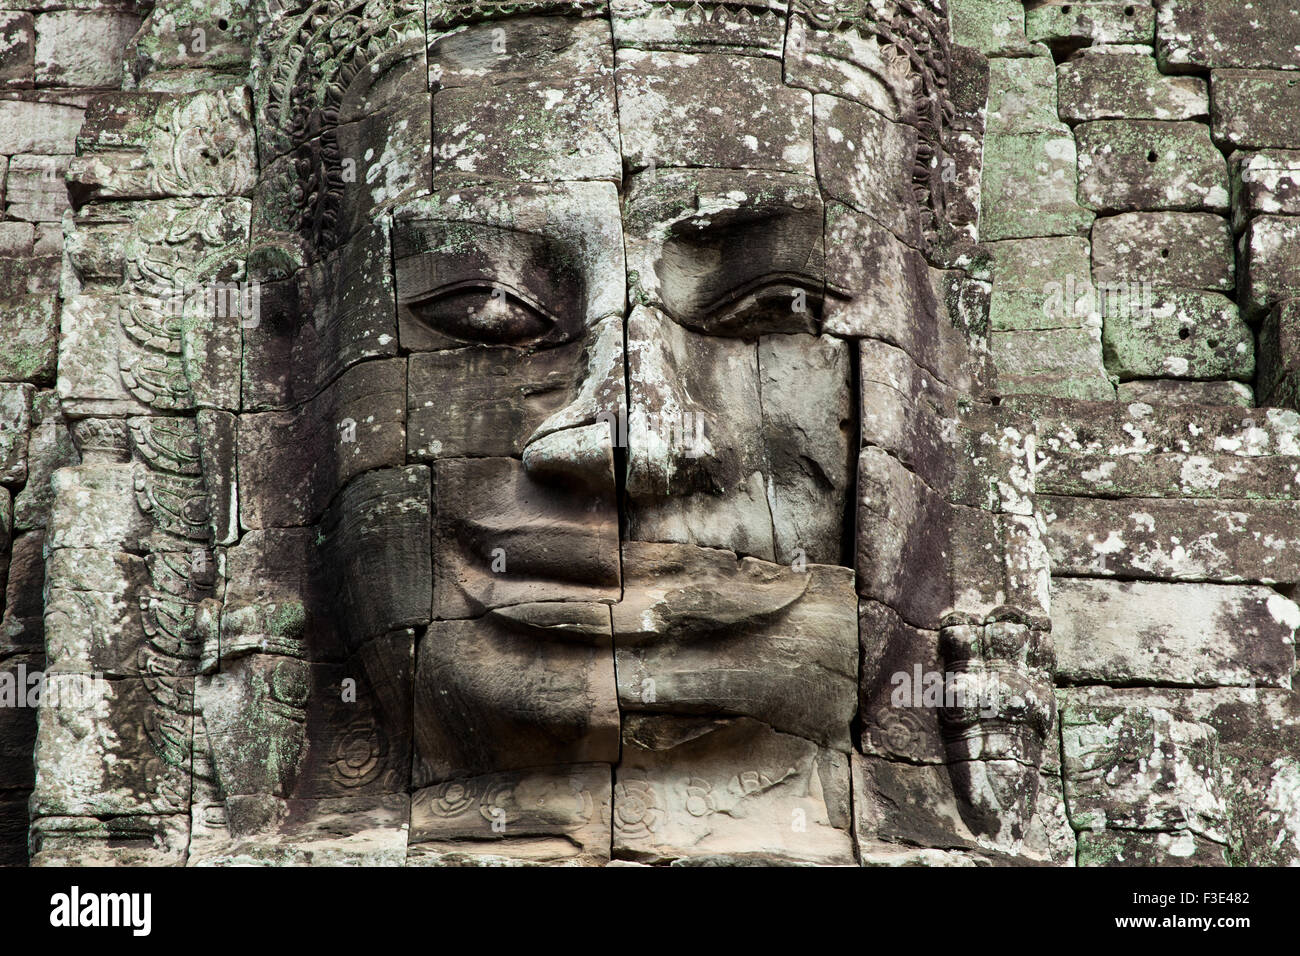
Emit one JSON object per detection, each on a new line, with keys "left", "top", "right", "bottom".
{"left": 952, "top": 0, "right": 1300, "bottom": 865}
{"left": 0, "top": 0, "right": 144, "bottom": 865}
{"left": 1, "top": 0, "right": 1298, "bottom": 867}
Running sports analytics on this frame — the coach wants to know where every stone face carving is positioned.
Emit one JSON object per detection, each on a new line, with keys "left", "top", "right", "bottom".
{"left": 13, "top": 0, "right": 1043, "bottom": 866}
{"left": 10, "top": 0, "right": 1300, "bottom": 870}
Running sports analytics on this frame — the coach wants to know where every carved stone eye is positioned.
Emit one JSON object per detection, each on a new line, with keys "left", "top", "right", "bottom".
{"left": 697, "top": 274, "right": 823, "bottom": 335}
{"left": 406, "top": 281, "right": 555, "bottom": 345}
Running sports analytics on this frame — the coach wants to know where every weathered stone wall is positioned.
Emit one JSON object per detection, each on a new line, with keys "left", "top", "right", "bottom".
{"left": 1, "top": 0, "right": 1299, "bottom": 867}
{"left": 953, "top": 0, "right": 1300, "bottom": 865}
{"left": 0, "top": 0, "right": 142, "bottom": 866}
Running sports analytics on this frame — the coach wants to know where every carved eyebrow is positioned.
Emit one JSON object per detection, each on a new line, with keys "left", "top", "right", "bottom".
{"left": 669, "top": 197, "right": 823, "bottom": 235}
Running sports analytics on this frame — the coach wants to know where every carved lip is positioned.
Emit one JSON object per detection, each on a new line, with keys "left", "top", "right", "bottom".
{"left": 457, "top": 516, "right": 621, "bottom": 586}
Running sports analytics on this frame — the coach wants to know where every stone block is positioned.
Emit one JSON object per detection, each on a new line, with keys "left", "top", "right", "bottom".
{"left": 31, "top": 675, "right": 192, "bottom": 817}
{"left": 33, "top": 10, "right": 138, "bottom": 87}
{"left": 0, "top": 291, "right": 56, "bottom": 382}
{"left": 1211, "top": 69, "right": 1300, "bottom": 150}
{"left": 1, "top": 532, "right": 45, "bottom": 649}
{"left": 610, "top": 0, "right": 786, "bottom": 56}
{"left": 1077, "top": 827, "right": 1227, "bottom": 866}
{"left": 1092, "top": 211, "right": 1233, "bottom": 291}
{"left": 987, "top": 236, "right": 1091, "bottom": 331}
{"left": 853, "top": 755, "right": 1073, "bottom": 865}
{"left": 1076, "top": 120, "right": 1228, "bottom": 213}
{"left": 1065, "top": 686, "right": 1300, "bottom": 865}
{"left": 69, "top": 89, "right": 256, "bottom": 201}
{"left": 613, "top": 541, "right": 857, "bottom": 750}
{"left": 947, "top": 0, "right": 1029, "bottom": 56}
{"left": 414, "top": 609, "right": 618, "bottom": 785}
{"left": 1058, "top": 49, "right": 1207, "bottom": 122}
{"left": 1027, "top": 2, "right": 1155, "bottom": 47}
{"left": 1158, "top": 0, "right": 1300, "bottom": 72}
{"left": 1231, "top": 149, "right": 1300, "bottom": 233}
{"left": 432, "top": 73, "right": 619, "bottom": 184}
{"left": 856, "top": 446, "right": 1050, "bottom": 630}
{"left": 981, "top": 129, "right": 1094, "bottom": 240}
{"left": 409, "top": 765, "right": 610, "bottom": 866}
{"left": 1102, "top": 288, "right": 1252, "bottom": 380}
{"left": 1240, "top": 215, "right": 1300, "bottom": 315}
{"left": 813, "top": 93, "right": 919, "bottom": 246}
{"left": 47, "top": 463, "right": 149, "bottom": 553}
{"left": 0, "top": 12, "right": 33, "bottom": 88}
{"left": 4, "top": 154, "right": 70, "bottom": 222}
{"left": 317, "top": 466, "right": 432, "bottom": 649}
{"left": 0, "top": 383, "right": 31, "bottom": 485}
{"left": 991, "top": 327, "right": 1115, "bottom": 401}
{"left": 616, "top": 49, "right": 814, "bottom": 175}
{"left": 1062, "top": 699, "right": 1226, "bottom": 839}
{"left": 1044, "top": 495, "right": 1300, "bottom": 586}
{"left": 613, "top": 715, "right": 854, "bottom": 865}
{"left": 0, "top": 97, "right": 82, "bottom": 154}
{"left": 1052, "top": 577, "right": 1296, "bottom": 686}
{"left": 12, "top": 414, "right": 75, "bottom": 532}
{"left": 1117, "top": 379, "right": 1252, "bottom": 407}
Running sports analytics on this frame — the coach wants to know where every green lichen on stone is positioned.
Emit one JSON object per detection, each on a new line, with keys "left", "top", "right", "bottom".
{"left": 269, "top": 601, "right": 306, "bottom": 639}
{"left": 947, "top": 0, "right": 1028, "bottom": 56}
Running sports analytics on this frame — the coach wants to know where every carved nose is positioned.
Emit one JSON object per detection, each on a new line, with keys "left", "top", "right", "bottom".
{"left": 523, "top": 422, "right": 617, "bottom": 498}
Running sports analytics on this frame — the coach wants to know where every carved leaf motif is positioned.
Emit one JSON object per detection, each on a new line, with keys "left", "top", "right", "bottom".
{"left": 152, "top": 93, "right": 254, "bottom": 196}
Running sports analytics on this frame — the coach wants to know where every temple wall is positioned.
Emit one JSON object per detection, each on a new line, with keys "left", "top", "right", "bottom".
{"left": 0, "top": 0, "right": 143, "bottom": 866}
{"left": 0, "top": 0, "right": 1298, "bottom": 867}
{"left": 953, "top": 0, "right": 1300, "bottom": 865}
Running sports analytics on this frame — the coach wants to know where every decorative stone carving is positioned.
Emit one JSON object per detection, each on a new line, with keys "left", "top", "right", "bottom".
{"left": 12, "top": 0, "right": 1300, "bottom": 872}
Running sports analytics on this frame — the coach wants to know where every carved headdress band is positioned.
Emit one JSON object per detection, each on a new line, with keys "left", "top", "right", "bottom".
{"left": 427, "top": 0, "right": 948, "bottom": 25}
{"left": 265, "top": 0, "right": 953, "bottom": 253}
{"left": 428, "top": 0, "right": 606, "bottom": 25}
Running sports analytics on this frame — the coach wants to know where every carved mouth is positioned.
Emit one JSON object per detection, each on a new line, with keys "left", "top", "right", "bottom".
{"left": 456, "top": 517, "right": 621, "bottom": 587}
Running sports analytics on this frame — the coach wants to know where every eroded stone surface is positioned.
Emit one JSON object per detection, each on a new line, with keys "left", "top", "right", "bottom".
{"left": 992, "top": 327, "right": 1115, "bottom": 401}
{"left": 1211, "top": 69, "right": 1300, "bottom": 151}
{"left": 1092, "top": 211, "right": 1233, "bottom": 291}
{"left": 1045, "top": 495, "right": 1300, "bottom": 586}
{"left": 1061, "top": 700, "right": 1227, "bottom": 840}
{"left": 1232, "top": 150, "right": 1300, "bottom": 233}
{"left": 1117, "top": 379, "right": 1253, "bottom": 407}
{"left": 1058, "top": 50, "right": 1207, "bottom": 122}
{"left": 614, "top": 715, "right": 854, "bottom": 865}
{"left": 1158, "top": 1, "right": 1300, "bottom": 72}
{"left": 1051, "top": 577, "right": 1296, "bottom": 686}
{"left": 12, "top": 0, "right": 1300, "bottom": 871}
{"left": 1027, "top": 2, "right": 1155, "bottom": 47}
{"left": 1101, "top": 289, "right": 1252, "bottom": 381}
{"left": 1241, "top": 216, "right": 1300, "bottom": 316}
{"left": 1076, "top": 120, "right": 1228, "bottom": 213}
